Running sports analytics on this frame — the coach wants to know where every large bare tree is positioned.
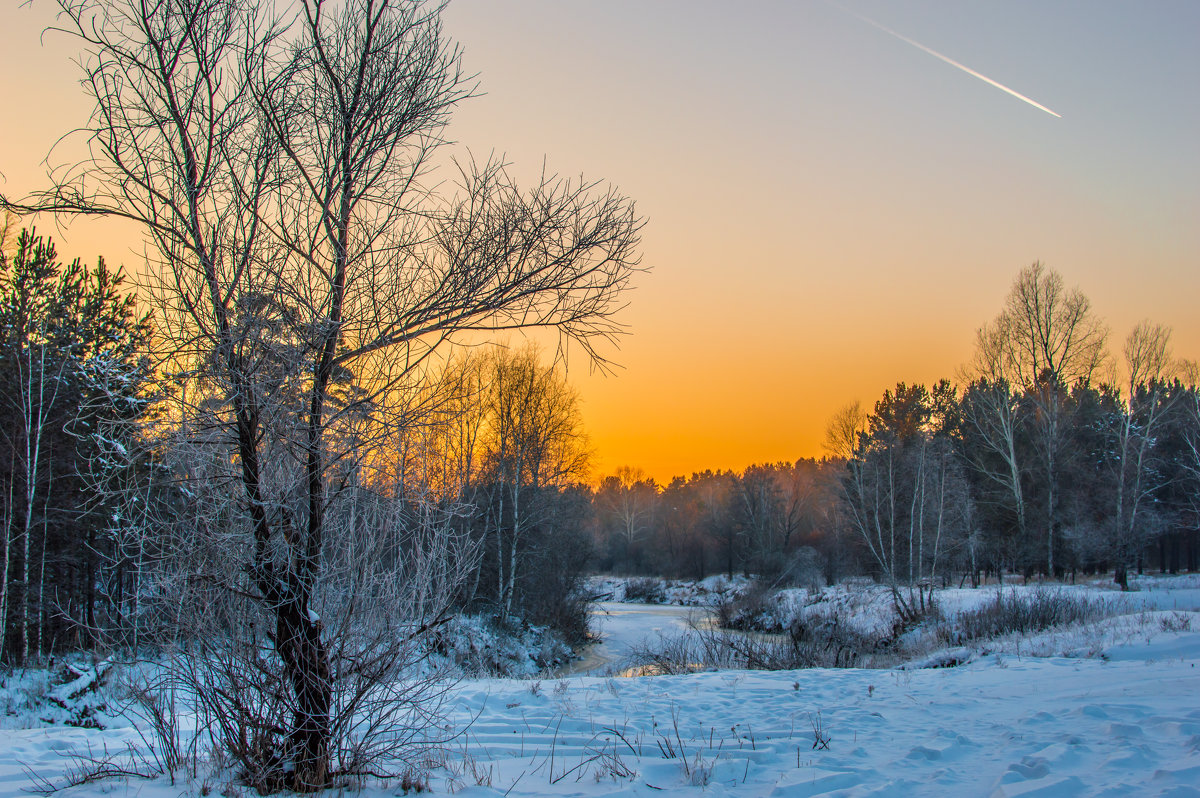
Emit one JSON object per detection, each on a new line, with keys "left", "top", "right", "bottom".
{"left": 968, "top": 262, "right": 1107, "bottom": 576}
{"left": 5, "top": 0, "right": 640, "bottom": 789}
{"left": 977, "top": 262, "right": 1107, "bottom": 389}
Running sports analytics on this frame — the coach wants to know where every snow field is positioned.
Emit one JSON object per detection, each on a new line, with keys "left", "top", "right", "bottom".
{"left": 2, "top": 575, "right": 1199, "bottom": 796}
{"left": 444, "top": 627, "right": 1200, "bottom": 796}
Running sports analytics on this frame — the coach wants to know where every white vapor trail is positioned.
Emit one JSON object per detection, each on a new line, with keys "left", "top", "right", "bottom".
{"left": 841, "top": 5, "right": 1062, "bottom": 118}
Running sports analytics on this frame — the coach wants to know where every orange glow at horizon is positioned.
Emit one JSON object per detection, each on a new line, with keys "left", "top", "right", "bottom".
{"left": 2, "top": 2, "right": 1196, "bottom": 488}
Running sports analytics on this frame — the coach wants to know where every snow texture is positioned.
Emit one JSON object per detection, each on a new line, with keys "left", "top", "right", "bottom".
{"left": 1, "top": 576, "right": 1198, "bottom": 796}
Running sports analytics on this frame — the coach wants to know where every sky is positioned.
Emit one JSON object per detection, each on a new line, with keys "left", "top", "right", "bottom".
{"left": 2, "top": 0, "right": 1198, "bottom": 483}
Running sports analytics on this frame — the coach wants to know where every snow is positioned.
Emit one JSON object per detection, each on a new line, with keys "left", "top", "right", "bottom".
{"left": 444, "top": 598, "right": 1200, "bottom": 796}
{"left": 440, "top": 637, "right": 1200, "bottom": 795}
{"left": 589, "top": 575, "right": 751, "bottom": 607}
{"left": 568, "top": 602, "right": 701, "bottom": 674}
{"left": 2, "top": 577, "right": 1199, "bottom": 796}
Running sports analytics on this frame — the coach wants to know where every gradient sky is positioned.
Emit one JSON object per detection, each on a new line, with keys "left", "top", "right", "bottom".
{"left": 3, "top": 1, "right": 1198, "bottom": 483}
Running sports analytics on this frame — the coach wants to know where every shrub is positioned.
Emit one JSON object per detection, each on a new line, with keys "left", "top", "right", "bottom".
{"left": 628, "top": 604, "right": 899, "bottom": 673}
{"left": 623, "top": 577, "right": 666, "bottom": 604}
{"left": 712, "top": 581, "right": 778, "bottom": 631}
{"left": 428, "top": 615, "right": 575, "bottom": 677}
{"left": 938, "top": 587, "right": 1114, "bottom": 646}
{"left": 1159, "top": 612, "right": 1193, "bottom": 633}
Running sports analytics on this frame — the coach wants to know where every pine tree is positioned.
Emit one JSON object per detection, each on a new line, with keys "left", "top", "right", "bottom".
{"left": 0, "top": 228, "right": 151, "bottom": 664}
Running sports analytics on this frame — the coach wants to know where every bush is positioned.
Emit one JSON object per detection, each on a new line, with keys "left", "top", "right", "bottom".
{"left": 629, "top": 604, "right": 899, "bottom": 673}
{"left": 763, "top": 547, "right": 825, "bottom": 590}
{"left": 713, "top": 581, "right": 778, "bottom": 631}
{"left": 937, "top": 587, "right": 1114, "bottom": 646}
{"left": 786, "top": 613, "right": 889, "bottom": 668}
{"left": 623, "top": 577, "right": 666, "bottom": 604}
{"left": 529, "top": 588, "right": 593, "bottom": 646}
{"left": 428, "top": 615, "right": 574, "bottom": 677}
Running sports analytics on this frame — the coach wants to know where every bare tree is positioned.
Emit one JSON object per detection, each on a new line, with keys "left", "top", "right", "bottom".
{"left": 970, "top": 262, "right": 1108, "bottom": 576}
{"left": 827, "top": 401, "right": 904, "bottom": 587}
{"left": 977, "top": 262, "right": 1107, "bottom": 389}
{"left": 959, "top": 376, "right": 1027, "bottom": 572}
{"left": 828, "top": 386, "right": 969, "bottom": 617}
{"left": 5, "top": 0, "right": 640, "bottom": 789}
{"left": 1107, "top": 322, "right": 1178, "bottom": 589}
{"left": 772, "top": 462, "right": 819, "bottom": 555}
{"left": 0, "top": 213, "right": 17, "bottom": 256}
{"left": 479, "top": 345, "right": 589, "bottom": 616}
{"left": 824, "top": 401, "right": 868, "bottom": 462}
{"left": 596, "top": 465, "right": 657, "bottom": 568}
{"left": 734, "top": 464, "right": 782, "bottom": 577}
{"left": 9, "top": 272, "right": 69, "bottom": 666}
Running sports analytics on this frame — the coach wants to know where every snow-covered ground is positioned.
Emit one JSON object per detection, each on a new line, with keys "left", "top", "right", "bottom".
{"left": 2, "top": 576, "right": 1199, "bottom": 796}
{"left": 447, "top": 628, "right": 1200, "bottom": 796}
{"left": 589, "top": 575, "right": 752, "bottom": 607}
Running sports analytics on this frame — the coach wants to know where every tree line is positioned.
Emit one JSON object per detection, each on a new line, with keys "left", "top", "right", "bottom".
{"left": 10, "top": 249, "right": 1195, "bottom": 678}
{"left": 590, "top": 461, "right": 842, "bottom": 584}
{"left": 591, "top": 264, "right": 1200, "bottom": 598}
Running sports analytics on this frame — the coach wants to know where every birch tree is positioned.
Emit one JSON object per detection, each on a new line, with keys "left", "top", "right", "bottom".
{"left": 1107, "top": 322, "right": 1178, "bottom": 588}
{"left": 969, "top": 262, "right": 1107, "bottom": 576}
{"left": 480, "top": 345, "right": 588, "bottom": 616}
{"left": 0, "top": 229, "right": 150, "bottom": 665}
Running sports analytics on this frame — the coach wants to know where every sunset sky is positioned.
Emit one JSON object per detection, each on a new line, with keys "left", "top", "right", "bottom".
{"left": 2, "top": 1, "right": 1197, "bottom": 483}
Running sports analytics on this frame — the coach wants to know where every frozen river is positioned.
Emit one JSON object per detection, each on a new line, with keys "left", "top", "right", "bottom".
{"left": 560, "top": 601, "right": 710, "bottom": 675}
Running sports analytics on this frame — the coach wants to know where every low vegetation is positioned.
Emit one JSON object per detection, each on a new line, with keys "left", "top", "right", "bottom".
{"left": 628, "top": 616, "right": 893, "bottom": 675}
{"left": 625, "top": 577, "right": 1131, "bottom": 675}
{"left": 935, "top": 587, "right": 1116, "bottom": 646}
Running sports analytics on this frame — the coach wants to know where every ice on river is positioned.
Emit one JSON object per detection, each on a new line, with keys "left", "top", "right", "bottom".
{"left": 566, "top": 601, "right": 703, "bottom": 675}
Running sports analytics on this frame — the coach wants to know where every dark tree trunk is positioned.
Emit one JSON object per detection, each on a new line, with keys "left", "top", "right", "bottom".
{"left": 85, "top": 526, "right": 97, "bottom": 647}
{"left": 276, "top": 600, "right": 331, "bottom": 792}
{"left": 1114, "top": 564, "right": 1129, "bottom": 591}
{"left": 237, "top": 401, "right": 332, "bottom": 791}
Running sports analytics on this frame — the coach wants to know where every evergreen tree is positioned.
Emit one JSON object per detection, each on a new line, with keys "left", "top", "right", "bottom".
{"left": 0, "top": 228, "right": 151, "bottom": 664}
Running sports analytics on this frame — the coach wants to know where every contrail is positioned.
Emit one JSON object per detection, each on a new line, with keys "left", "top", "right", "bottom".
{"left": 839, "top": 5, "right": 1062, "bottom": 118}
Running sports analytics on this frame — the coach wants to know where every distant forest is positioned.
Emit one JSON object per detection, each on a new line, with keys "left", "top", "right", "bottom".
{"left": 592, "top": 263, "right": 1199, "bottom": 592}
{"left": 2, "top": 240, "right": 1196, "bottom": 667}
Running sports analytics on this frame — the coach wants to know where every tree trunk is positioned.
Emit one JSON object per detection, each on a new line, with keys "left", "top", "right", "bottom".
{"left": 276, "top": 600, "right": 331, "bottom": 792}
{"left": 504, "top": 480, "right": 520, "bottom": 617}
{"left": 35, "top": 457, "right": 51, "bottom": 660}
{"left": 85, "top": 526, "right": 97, "bottom": 646}
{"left": 887, "top": 451, "right": 896, "bottom": 582}
{"left": 495, "top": 482, "right": 506, "bottom": 609}
{"left": 0, "top": 457, "right": 13, "bottom": 663}
{"left": 1046, "top": 476, "right": 1055, "bottom": 578}
{"left": 1044, "top": 392, "right": 1058, "bottom": 578}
